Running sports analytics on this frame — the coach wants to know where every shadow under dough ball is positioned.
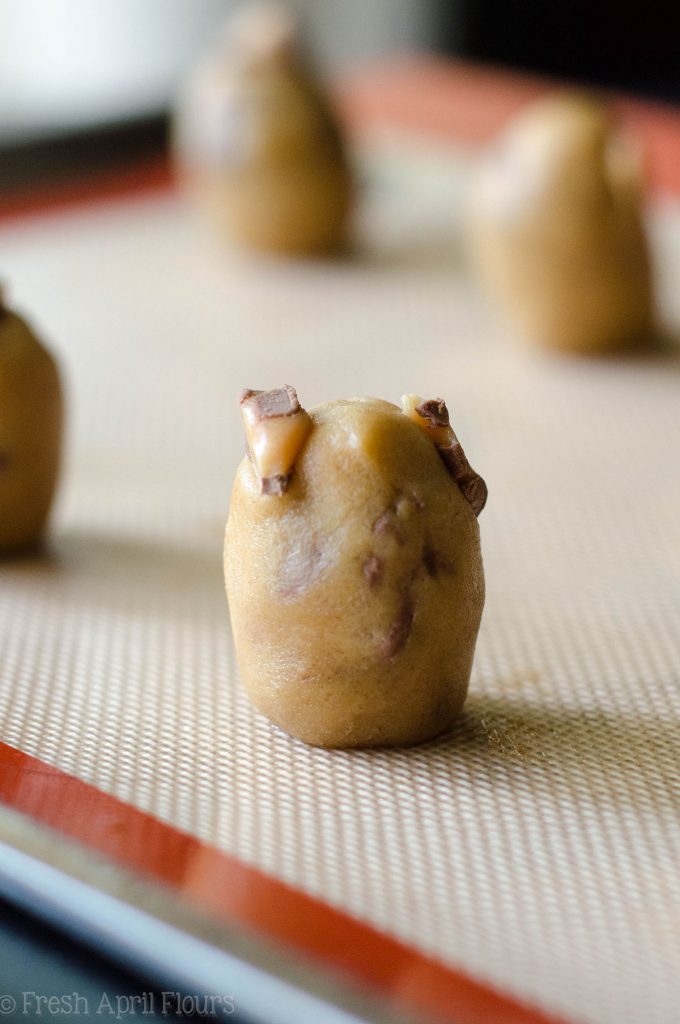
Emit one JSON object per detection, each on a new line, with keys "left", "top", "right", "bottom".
{"left": 174, "top": 3, "right": 352, "bottom": 256}
{"left": 0, "top": 295, "right": 63, "bottom": 554}
{"left": 468, "top": 93, "right": 654, "bottom": 354}
{"left": 224, "top": 387, "right": 487, "bottom": 749}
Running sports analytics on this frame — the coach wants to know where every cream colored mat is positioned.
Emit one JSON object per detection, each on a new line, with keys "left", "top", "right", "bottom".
{"left": 0, "top": 149, "right": 679, "bottom": 1024}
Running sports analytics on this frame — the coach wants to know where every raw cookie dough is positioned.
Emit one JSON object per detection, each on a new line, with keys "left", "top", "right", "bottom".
{"left": 0, "top": 293, "right": 63, "bottom": 554}
{"left": 467, "top": 93, "right": 654, "bottom": 354}
{"left": 224, "top": 388, "right": 487, "bottom": 749}
{"left": 174, "top": 3, "right": 352, "bottom": 255}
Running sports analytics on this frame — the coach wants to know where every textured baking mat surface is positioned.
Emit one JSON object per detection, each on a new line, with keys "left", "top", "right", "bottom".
{"left": 0, "top": 145, "right": 679, "bottom": 1024}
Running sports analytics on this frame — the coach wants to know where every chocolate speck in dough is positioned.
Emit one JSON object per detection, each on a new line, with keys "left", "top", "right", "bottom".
{"left": 423, "top": 546, "right": 452, "bottom": 577}
{"left": 380, "top": 595, "right": 414, "bottom": 658}
{"left": 0, "top": 451, "right": 11, "bottom": 472}
{"left": 363, "top": 553, "right": 383, "bottom": 588}
{"left": 261, "top": 474, "right": 290, "bottom": 496}
{"left": 372, "top": 508, "right": 401, "bottom": 541}
{"left": 373, "top": 493, "right": 422, "bottom": 542}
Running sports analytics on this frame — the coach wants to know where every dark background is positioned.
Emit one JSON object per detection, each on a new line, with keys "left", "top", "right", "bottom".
{"left": 444, "top": 0, "right": 680, "bottom": 101}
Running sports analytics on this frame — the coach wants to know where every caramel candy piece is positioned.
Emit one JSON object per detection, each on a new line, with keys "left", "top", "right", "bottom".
{"left": 401, "top": 395, "right": 488, "bottom": 517}
{"left": 174, "top": 3, "right": 353, "bottom": 255}
{"left": 240, "top": 386, "right": 312, "bottom": 494}
{"left": 467, "top": 93, "right": 654, "bottom": 354}
{"left": 225, "top": 393, "right": 486, "bottom": 748}
{"left": 0, "top": 293, "right": 63, "bottom": 554}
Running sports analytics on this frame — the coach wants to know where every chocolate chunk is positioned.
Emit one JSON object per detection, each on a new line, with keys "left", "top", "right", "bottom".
{"left": 363, "top": 553, "right": 383, "bottom": 588}
{"left": 0, "top": 451, "right": 10, "bottom": 472}
{"left": 239, "top": 385, "right": 300, "bottom": 420}
{"left": 437, "top": 440, "right": 468, "bottom": 480}
{"left": 459, "top": 474, "right": 489, "bottom": 519}
{"left": 380, "top": 596, "right": 414, "bottom": 658}
{"left": 415, "top": 398, "right": 449, "bottom": 428}
{"left": 438, "top": 437, "right": 488, "bottom": 516}
{"left": 422, "top": 546, "right": 452, "bottom": 577}
{"left": 372, "top": 493, "right": 422, "bottom": 541}
{"left": 372, "top": 509, "right": 399, "bottom": 539}
{"left": 239, "top": 385, "right": 311, "bottom": 496}
{"left": 261, "top": 474, "right": 290, "bottom": 496}
{"left": 436, "top": 434, "right": 488, "bottom": 518}
{"left": 411, "top": 396, "right": 488, "bottom": 518}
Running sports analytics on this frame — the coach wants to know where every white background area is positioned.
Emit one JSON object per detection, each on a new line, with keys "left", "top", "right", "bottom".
{"left": 0, "top": 0, "right": 437, "bottom": 142}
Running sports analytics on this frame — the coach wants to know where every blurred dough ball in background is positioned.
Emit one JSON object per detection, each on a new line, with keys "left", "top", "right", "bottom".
{"left": 0, "top": 292, "right": 63, "bottom": 556}
{"left": 467, "top": 93, "right": 656, "bottom": 355}
{"left": 173, "top": 2, "right": 353, "bottom": 256}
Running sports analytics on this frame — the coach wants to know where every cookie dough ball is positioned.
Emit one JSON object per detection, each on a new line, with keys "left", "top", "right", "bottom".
{"left": 174, "top": 3, "right": 352, "bottom": 255}
{"left": 0, "top": 293, "right": 63, "bottom": 554}
{"left": 467, "top": 93, "right": 654, "bottom": 354}
{"left": 224, "top": 387, "right": 487, "bottom": 748}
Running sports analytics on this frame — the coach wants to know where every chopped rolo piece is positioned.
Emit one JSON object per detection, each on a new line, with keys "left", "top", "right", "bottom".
{"left": 240, "top": 385, "right": 300, "bottom": 419}
{"left": 415, "top": 397, "right": 449, "bottom": 428}
{"left": 401, "top": 394, "right": 450, "bottom": 447}
{"left": 458, "top": 474, "right": 489, "bottom": 518}
{"left": 400, "top": 394, "right": 487, "bottom": 517}
{"left": 240, "top": 386, "right": 312, "bottom": 494}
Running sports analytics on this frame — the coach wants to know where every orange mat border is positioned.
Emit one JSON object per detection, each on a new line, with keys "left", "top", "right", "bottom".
{"left": 336, "top": 56, "right": 680, "bottom": 197}
{"left": 0, "top": 158, "right": 173, "bottom": 224}
{"left": 0, "top": 742, "right": 566, "bottom": 1024}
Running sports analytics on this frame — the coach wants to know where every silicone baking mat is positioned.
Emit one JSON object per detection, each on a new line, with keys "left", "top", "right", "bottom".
{"left": 1, "top": 121, "right": 679, "bottom": 1023}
